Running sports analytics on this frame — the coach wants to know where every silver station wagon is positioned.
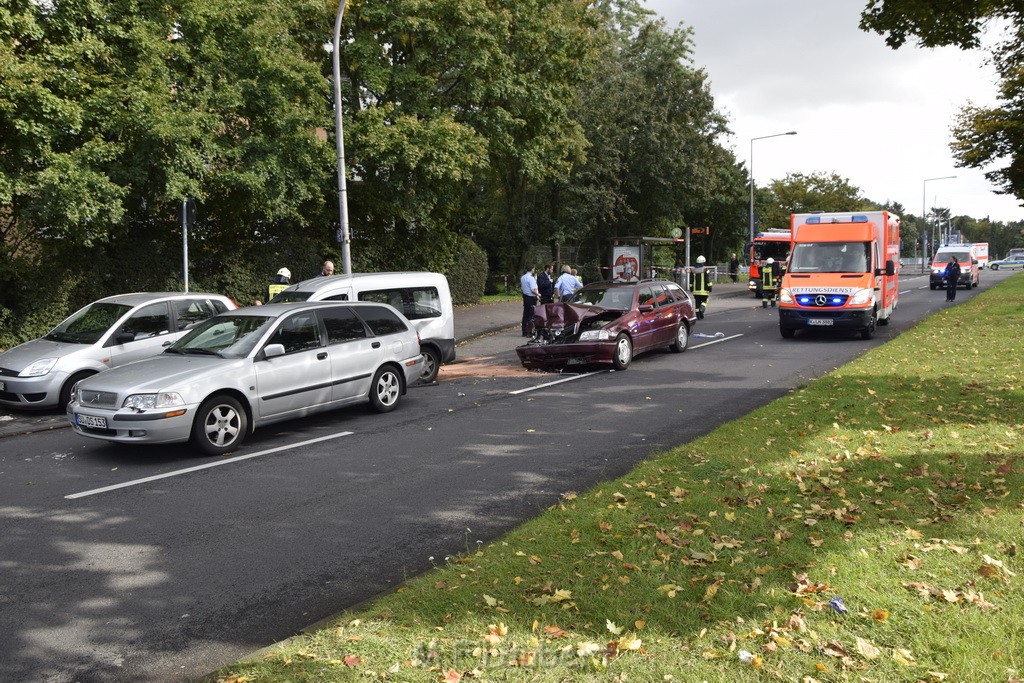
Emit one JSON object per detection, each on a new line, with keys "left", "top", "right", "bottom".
{"left": 0, "top": 292, "right": 235, "bottom": 410}
{"left": 67, "top": 302, "right": 424, "bottom": 454}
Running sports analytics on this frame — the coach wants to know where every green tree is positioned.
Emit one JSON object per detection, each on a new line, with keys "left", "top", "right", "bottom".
{"left": 860, "top": 1, "right": 1024, "bottom": 199}
{"left": 759, "top": 172, "right": 872, "bottom": 231}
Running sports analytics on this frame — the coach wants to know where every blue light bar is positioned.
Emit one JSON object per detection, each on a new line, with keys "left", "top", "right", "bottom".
{"left": 805, "top": 217, "right": 820, "bottom": 224}
{"left": 851, "top": 215, "right": 868, "bottom": 222}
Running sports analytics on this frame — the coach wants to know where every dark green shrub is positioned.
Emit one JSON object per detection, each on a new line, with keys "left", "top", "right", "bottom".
{"left": 444, "top": 236, "right": 488, "bottom": 305}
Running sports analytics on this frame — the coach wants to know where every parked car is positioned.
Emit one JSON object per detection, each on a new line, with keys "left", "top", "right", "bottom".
{"left": 0, "top": 292, "right": 235, "bottom": 410}
{"left": 988, "top": 256, "right": 1024, "bottom": 270}
{"left": 68, "top": 302, "right": 424, "bottom": 455}
{"left": 516, "top": 280, "right": 697, "bottom": 371}
{"left": 270, "top": 272, "right": 455, "bottom": 384}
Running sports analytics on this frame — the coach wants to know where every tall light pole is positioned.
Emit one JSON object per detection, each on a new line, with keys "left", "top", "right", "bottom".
{"left": 921, "top": 175, "right": 955, "bottom": 270}
{"left": 332, "top": 0, "right": 352, "bottom": 275}
{"left": 749, "top": 131, "right": 797, "bottom": 246}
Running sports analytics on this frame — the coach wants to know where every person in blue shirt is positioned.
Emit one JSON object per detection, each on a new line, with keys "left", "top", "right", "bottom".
{"left": 520, "top": 265, "right": 539, "bottom": 336}
{"left": 555, "top": 265, "right": 579, "bottom": 302}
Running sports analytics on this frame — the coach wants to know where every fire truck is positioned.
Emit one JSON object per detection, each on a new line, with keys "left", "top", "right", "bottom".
{"left": 746, "top": 229, "right": 793, "bottom": 297}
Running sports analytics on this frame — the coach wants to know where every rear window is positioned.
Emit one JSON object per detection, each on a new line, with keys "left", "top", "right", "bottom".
{"left": 320, "top": 307, "right": 367, "bottom": 344}
{"left": 354, "top": 305, "right": 409, "bottom": 337}
{"left": 358, "top": 287, "right": 441, "bottom": 320}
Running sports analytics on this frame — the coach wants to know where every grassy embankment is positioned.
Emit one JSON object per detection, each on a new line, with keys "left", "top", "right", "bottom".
{"left": 216, "top": 275, "right": 1024, "bottom": 682}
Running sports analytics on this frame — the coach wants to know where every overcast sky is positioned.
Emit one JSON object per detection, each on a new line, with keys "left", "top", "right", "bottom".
{"left": 644, "top": 0, "right": 1024, "bottom": 225}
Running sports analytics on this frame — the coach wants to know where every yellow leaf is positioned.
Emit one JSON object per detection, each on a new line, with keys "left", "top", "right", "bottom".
{"left": 606, "top": 620, "right": 622, "bottom": 635}
{"left": 892, "top": 648, "right": 916, "bottom": 666}
{"left": 702, "top": 580, "right": 722, "bottom": 603}
{"left": 618, "top": 633, "right": 642, "bottom": 651}
{"left": 871, "top": 609, "right": 889, "bottom": 623}
{"left": 482, "top": 594, "right": 497, "bottom": 607}
{"left": 856, "top": 636, "right": 881, "bottom": 660}
{"left": 634, "top": 619, "right": 646, "bottom": 630}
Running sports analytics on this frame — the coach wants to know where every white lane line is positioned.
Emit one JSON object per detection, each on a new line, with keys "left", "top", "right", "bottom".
{"left": 509, "top": 333, "right": 743, "bottom": 395}
{"left": 692, "top": 333, "right": 744, "bottom": 349}
{"left": 65, "top": 431, "right": 354, "bottom": 500}
{"left": 509, "top": 371, "right": 606, "bottom": 395}
{"left": 900, "top": 289, "right": 913, "bottom": 294}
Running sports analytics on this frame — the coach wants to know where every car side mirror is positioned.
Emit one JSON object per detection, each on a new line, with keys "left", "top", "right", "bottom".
{"left": 262, "top": 343, "right": 286, "bottom": 359}
{"left": 638, "top": 304, "right": 654, "bottom": 312}
{"left": 116, "top": 332, "right": 136, "bottom": 344}
{"left": 885, "top": 260, "right": 895, "bottom": 277}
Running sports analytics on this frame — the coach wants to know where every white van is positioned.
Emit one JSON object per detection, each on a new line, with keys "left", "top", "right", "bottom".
{"left": 270, "top": 272, "right": 455, "bottom": 383}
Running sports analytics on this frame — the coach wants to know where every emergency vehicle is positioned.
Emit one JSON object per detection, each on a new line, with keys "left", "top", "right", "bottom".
{"left": 778, "top": 211, "right": 900, "bottom": 340}
{"left": 929, "top": 246, "right": 979, "bottom": 290}
{"left": 746, "top": 229, "right": 792, "bottom": 296}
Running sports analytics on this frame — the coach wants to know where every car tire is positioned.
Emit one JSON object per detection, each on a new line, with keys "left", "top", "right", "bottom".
{"left": 860, "top": 310, "right": 877, "bottom": 340}
{"left": 612, "top": 333, "right": 632, "bottom": 371}
{"left": 418, "top": 347, "right": 440, "bottom": 384}
{"left": 780, "top": 326, "right": 796, "bottom": 339}
{"left": 60, "top": 371, "right": 95, "bottom": 409}
{"left": 669, "top": 323, "right": 688, "bottom": 353}
{"left": 991, "top": 264, "right": 999, "bottom": 270}
{"left": 191, "top": 395, "right": 247, "bottom": 455}
{"left": 929, "top": 283, "right": 937, "bottom": 290}
{"left": 369, "top": 365, "right": 402, "bottom": 413}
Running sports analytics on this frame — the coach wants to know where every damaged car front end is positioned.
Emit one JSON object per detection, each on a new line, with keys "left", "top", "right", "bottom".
{"left": 516, "top": 280, "right": 697, "bottom": 372}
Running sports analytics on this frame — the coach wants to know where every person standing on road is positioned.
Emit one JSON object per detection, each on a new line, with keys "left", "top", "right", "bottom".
{"left": 318, "top": 260, "right": 335, "bottom": 277}
{"left": 761, "top": 258, "right": 779, "bottom": 308}
{"left": 944, "top": 255, "right": 961, "bottom": 302}
{"left": 520, "top": 265, "right": 539, "bottom": 336}
{"left": 538, "top": 263, "right": 555, "bottom": 304}
{"left": 729, "top": 253, "right": 740, "bottom": 283}
{"left": 555, "top": 265, "right": 578, "bottom": 302}
{"left": 688, "top": 255, "right": 712, "bottom": 319}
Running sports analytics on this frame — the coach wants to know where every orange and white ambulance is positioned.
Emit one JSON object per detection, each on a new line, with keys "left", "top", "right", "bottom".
{"left": 778, "top": 211, "right": 900, "bottom": 340}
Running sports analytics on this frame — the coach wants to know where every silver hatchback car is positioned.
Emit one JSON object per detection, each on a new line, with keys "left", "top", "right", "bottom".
{"left": 67, "top": 301, "right": 424, "bottom": 454}
{"left": 0, "top": 292, "right": 235, "bottom": 410}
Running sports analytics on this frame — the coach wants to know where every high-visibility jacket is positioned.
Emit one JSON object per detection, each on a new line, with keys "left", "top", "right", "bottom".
{"left": 760, "top": 264, "right": 779, "bottom": 291}
{"left": 689, "top": 268, "right": 712, "bottom": 296}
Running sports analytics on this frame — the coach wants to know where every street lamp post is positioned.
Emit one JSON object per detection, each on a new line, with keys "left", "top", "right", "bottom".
{"left": 921, "top": 175, "right": 956, "bottom": 271}
{"left": 749, "top": 131, "right": 797, "bottom": 246}
{"left": 332, "top": 0, "right": 352, "bottom": 275}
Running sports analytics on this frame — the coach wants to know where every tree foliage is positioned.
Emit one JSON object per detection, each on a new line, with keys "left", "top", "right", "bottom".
{"left": 758, "top": 172, "right": 872, "bottom": 231}
{"left": 860, "top": 1, "right": 1024, "bottom": 202}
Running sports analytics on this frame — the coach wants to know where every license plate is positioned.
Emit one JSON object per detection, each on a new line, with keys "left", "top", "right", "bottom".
{"left": 808, "top": 318, "right": 833, "bottom": 326}
{"left": 76, "top": 414, "right": 107, "bottom": 429}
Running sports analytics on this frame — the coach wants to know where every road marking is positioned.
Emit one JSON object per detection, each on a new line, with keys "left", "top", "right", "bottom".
{"left": 509, "top": 371, "right": 606, "bottom": 395}
{"left": 65, "top": 431, "right": 354, "bottom": 500}
{"left": 692, "top": 333, "right": 744, "bottom": 349}
{"left": 900, "top": 289, "right": 913, "bottom": 294}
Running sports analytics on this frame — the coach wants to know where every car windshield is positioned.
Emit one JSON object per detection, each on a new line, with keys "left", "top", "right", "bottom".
{"left": 268, "top": 290, "right": 312, "bottom": 303}
{"left": 936, "top": 251, "right": 970, "bottom": 263}
{"left": 167, "top": 315, "right": 274, "bottom": 358}
{"left": 44, "top": 302, "right": 133, "bottom": 344}
{"left": 789, "top": 242, "right": 871, "bottom": 273}
{"left": 566, "top": 287, "right": 633, "bottom": 309}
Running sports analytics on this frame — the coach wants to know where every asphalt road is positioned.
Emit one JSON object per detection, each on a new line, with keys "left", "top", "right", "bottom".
{"left": 0, "top": 270, "right": 1010, "bottom": 682}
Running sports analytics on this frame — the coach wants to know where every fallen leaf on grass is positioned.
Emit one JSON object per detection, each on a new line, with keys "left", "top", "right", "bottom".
{"left": 856, "top": 637, "right": 881, "bottom": 660}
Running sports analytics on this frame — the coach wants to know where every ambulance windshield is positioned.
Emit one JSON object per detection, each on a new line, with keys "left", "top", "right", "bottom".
{"left": 789, "top": 242, "right": 871, "bottom": 273}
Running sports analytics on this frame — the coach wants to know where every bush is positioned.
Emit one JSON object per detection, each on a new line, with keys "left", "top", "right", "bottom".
{"left": 444, "top": 236, "right": 488, "bottom": 305}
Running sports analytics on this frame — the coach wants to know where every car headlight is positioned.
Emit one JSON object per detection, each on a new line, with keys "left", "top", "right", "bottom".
{"left": 778, "top": 288, "right": 793, "bottom": 304}
{"left": 123, "top": 393, "right": 186, "bottom": 410}
{"left": 579, "top": 329, "right": 612, "bottom": 341}
{"left": 849, "top": 289, "right": 874, "bottom": 306}
{"left": 20, "top": 358, "right": 59, "bottom": 377}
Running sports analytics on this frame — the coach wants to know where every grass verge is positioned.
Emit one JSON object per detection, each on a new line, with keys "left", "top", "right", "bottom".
{"left": 214, "top": 276, "right": 1024, "bottom": 682}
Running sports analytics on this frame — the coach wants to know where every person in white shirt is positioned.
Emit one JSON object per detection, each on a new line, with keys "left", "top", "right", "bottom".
{"left": 555, "top": 265, "right": 579, "bottom": 302}
{"left": 520, "top": 265, "right": 539, "bottom": 336}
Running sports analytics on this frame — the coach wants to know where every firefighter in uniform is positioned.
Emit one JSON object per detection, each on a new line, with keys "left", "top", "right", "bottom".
{"left": 761, "top": 257, "right": 779, "bottom": 308}
{"left": 688, "top": 255, "right": 712, "bottom": 319}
